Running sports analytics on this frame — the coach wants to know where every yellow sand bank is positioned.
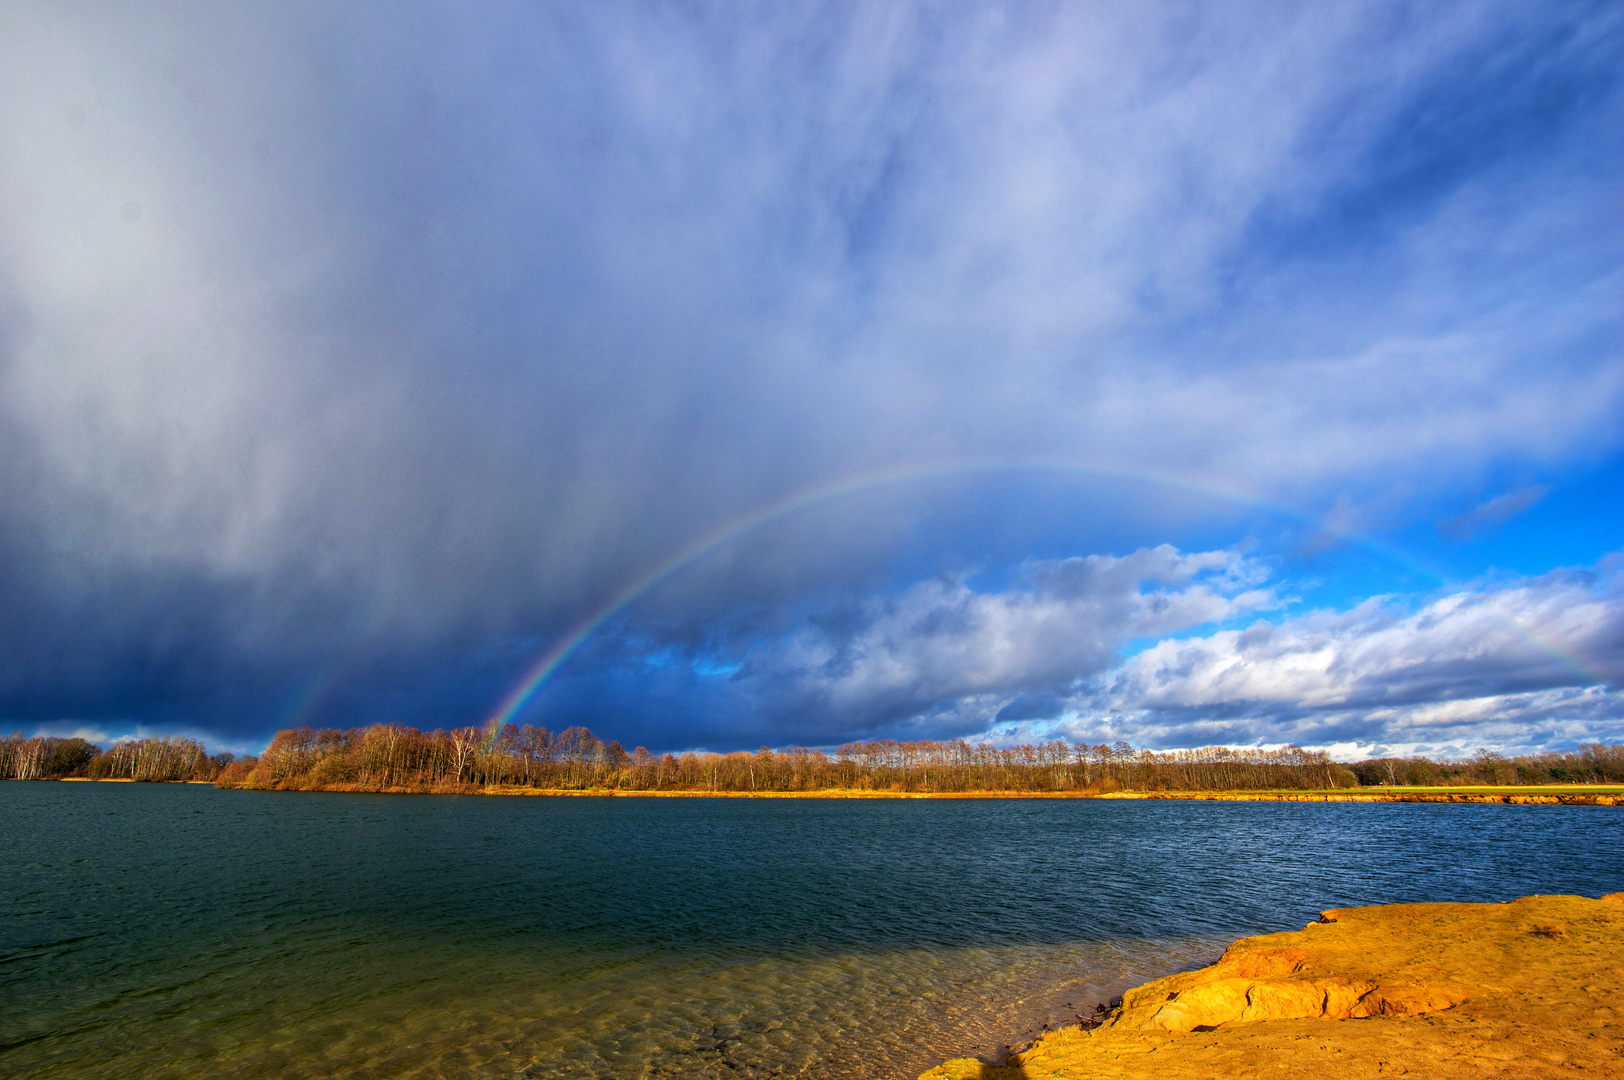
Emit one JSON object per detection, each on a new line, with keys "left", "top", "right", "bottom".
{"left": 1098, "top": 787, "right": 1622, "bottom": 806}
{"left": 236, "top": 783, "right": 1623, "bottom": 803}
{"left": 922, "top": 893, "right": 1624, "bottom": 1079}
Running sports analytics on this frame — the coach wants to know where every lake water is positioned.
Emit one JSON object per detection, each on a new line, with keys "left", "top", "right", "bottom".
{"left": 4, "top": 784, "right": 1622, "bottom": 1079}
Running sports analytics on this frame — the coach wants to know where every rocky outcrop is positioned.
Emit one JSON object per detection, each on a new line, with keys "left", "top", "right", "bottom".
{"left": 922, "top": 892, "right": 1624, "bottom": 1079}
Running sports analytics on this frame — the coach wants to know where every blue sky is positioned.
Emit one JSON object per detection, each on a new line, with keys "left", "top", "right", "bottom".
{"left": 0, "top": 1, "right": 1619, "bottom": 758}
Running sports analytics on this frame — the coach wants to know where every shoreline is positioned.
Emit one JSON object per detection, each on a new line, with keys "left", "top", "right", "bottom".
{"left": 1099, "top": 787, "right": 1623, "bottom": 806}
{"left": 924, "top": 891, "right": 1624, "bottom": 1079}
{"left": 18, "top": 778, "right": 1624, "bottom": 804}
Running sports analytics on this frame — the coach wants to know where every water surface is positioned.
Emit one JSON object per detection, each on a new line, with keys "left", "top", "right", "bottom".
{"left": 4, "top": 784, "right": 1621, "bottom": 1078}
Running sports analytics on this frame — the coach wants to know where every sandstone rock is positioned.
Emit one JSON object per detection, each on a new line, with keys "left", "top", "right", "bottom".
{"left": 921, "top": 892, "right": 1624, "bottom": 1079}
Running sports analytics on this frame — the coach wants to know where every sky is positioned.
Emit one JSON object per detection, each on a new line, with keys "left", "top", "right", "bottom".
{"left": 0, "top": 0, "right": 1620, "bottom": 759}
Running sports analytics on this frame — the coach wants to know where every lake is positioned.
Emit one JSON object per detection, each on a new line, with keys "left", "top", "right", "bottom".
{"left": 4, "top": 783, "right": 1622, "bottom": 1078}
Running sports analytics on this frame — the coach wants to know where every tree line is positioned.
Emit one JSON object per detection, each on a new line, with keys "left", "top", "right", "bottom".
{"left": 6, "top": 727, "right": 1621, "bottom": 793}
{"left": 1349, "top": 745, "right": 1624, "bottom": 787}
{"left": 216, "top": 724, "right": 1363, "bottom": 792}
{"left": 0, "top": 735, "right": 234, "bottom": 782}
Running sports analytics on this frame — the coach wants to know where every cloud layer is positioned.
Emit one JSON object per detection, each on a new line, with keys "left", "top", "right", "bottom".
{"left": 1081, "top": 556, "right": 1624, "bottom": 755}
{"left": 731, "top": 546, "right": 1276, "bottom": 735}
{"left": 598, "top": 545, "right": 1619, "bottom": 756}
{"left": 0, "top": 2, "right": 1619, "bottom": 750}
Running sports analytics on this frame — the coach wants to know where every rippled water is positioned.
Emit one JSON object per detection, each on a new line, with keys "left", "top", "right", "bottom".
{"left": 4, "top": 784, "right": 1622, "bottom": 1078}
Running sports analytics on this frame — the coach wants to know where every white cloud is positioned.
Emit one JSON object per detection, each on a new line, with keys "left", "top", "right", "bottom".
{"left": 764, "top": 552, "right": 1624, "bottom": 756}
{"left": 1111, "top": 566, "right": 1620, "bottom": 708}
{"left": 736, "top": 545, "right": 1277, "bottom": 727}
{"left": 1071, "top": 556, "right": 1624, "bottom": 754}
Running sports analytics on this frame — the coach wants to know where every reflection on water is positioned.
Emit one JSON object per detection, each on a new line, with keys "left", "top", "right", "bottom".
{"left": 3, "top": 784, "right": 1621, "bottom": 1078}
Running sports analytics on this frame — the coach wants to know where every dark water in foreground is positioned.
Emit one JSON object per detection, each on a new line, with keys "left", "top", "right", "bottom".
{"left": 3, "top": 785, "right": 1622, "bottom": 1079}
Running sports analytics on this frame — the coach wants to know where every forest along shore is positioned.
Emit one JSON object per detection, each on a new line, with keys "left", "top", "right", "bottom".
{"left": 922, "top": 892, "right": 1624, "bottom": 1080}
{"left": 4, "top": 727, "right": 1624, "bottom": 798}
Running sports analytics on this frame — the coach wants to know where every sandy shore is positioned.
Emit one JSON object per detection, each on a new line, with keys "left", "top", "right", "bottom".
{"left": 29, "top": 778, "right": 1624, "bottom": 804}
{"left": 1096, "top": 788, "right": 1622, "bottom": 807}
{"left": 217, "top": 783, "right": 1624, "bottom": 804}
{"left": 922, "top": 892, "right": 1624, "bottom": 1079}
{"left": 53, "top": 777, "right": 213, "bottom": 784}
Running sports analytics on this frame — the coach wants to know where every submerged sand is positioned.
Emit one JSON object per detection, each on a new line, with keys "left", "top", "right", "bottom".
{"left": 922, "top": 892, "right": 1624, "bottom": 1079}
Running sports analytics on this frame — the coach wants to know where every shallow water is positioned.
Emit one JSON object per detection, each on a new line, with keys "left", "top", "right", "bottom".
{"left": 3, "top": 784, "right": 1622, "bottom": 1078}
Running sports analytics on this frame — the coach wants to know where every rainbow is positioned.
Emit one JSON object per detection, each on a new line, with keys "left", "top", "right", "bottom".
{"left": 483, "top": 458, "right": 1611, "bottom": 731}
{"left": 269, "top": 664, "right": 340, "bottom": 733}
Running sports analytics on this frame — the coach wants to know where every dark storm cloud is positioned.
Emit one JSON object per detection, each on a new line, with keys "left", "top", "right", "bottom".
{"left": 0, "top": 1, "right": 1620, "bottom": 747}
